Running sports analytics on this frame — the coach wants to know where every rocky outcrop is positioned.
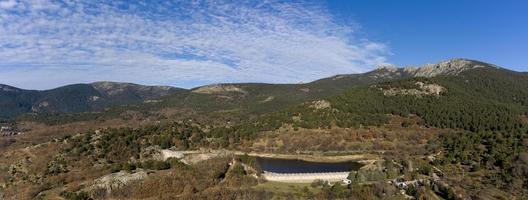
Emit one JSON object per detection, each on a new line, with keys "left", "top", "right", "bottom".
{"left": 259, "top": 96, "right": 275, "bottom": 103}
{"left": 91, "top": 81, "right": 176, "bottom": 99}
{"left": 380, "top": 82, "right": 446, "bottom": 97}
{"left": 370, "top": 65, "right": 403, "bottom": 79}
{"left": 404, "top": 58, "right": 488, "bottom": 77}
{"left": 377, "top": 65, "right": 399, "bottom": 73}
{"left": 31, "top": 101, "right": 50, "bottom": 112}
{"left": 88, "top": 96, "right": 101, "bottom": 102}
{"left": 84, "top": 171, "right": 148, "bottom": 194}
{"left": 370, "top": 59, "right": 493, "bottom": 79}
{"left": 309, "top": 100, "right": 331, "bottom": 110}
{"left": 192, "top": 84, "right": 247, "bottom": 95}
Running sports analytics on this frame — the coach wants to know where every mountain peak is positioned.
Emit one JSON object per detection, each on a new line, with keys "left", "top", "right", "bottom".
{"left": 192, "top": 84, "right": 247, "bottom": 95}
{"left": 403, "top": 58, "right": 493, "bottom": 77}
{"left": 376, "top": 65, "right": 399, "bottom": 73}
{"left": 91, "top": 81, "right": 139, "bottom": 89}
{"left": 91, "top": 81, "right": 176, "bottom": 97}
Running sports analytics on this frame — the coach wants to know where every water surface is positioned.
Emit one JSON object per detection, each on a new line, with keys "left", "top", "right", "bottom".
{"left": 256, "top": 157, "right": 363, "bottom": 173}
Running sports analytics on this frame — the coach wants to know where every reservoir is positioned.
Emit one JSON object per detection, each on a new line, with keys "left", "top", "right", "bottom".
{"left": 256, "top": 157, "right": 363, "bottom": 173}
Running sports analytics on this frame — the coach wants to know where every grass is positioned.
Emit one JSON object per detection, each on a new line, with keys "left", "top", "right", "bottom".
{"left": 252, "top": 181, "right": 321, "bottom": 194}
{"left": 385, "top": 195, "right": 411, "bottom": 200}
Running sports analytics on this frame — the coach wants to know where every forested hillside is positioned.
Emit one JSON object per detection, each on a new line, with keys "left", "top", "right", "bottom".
{"left": 13, "top": 59, "right": 489, "bottom": 126}
{"left": 9, "top": 66, "right": 409, "bottom": 124}
{"left": 221, "top": 64, "right": 526, "bottom": 133}
{"left": 0, "top": 82, "right": 184, "bottom": 119}
{"left": 214, "top": 64, "right": 528, "bottom": 196}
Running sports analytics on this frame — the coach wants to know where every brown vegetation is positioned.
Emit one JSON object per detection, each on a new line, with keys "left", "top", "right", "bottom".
{"left": 521, "top": 115, "right": 528, "bottom": 125}
{"left": 248, "top": 116, "right": 442, "bottom": 157}
{"left": 1, "top": 118, "right": 152, "bottom": 152}
{"left": 108, "top": 157, "right": 262, "bottom": 200}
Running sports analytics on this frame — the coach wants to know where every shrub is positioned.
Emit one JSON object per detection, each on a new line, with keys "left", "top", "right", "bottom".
{"left": 401, "top": 120, "right": 413, "bottom": 127}
{"left": 61, "top": 191, "right": 90, "bottom": 200}
{"left": 228, "top": 163, "right": 246, "bottom": 177}
{"left": 167, "top": 158, "right": 186, "bottom": 169}
{"left": 406, "top": 185, "right": 417, "bottom": 197}
{"left": 419, "top": 164, "right": 432, "bottom": 175}
{"left": 311, "top": 179, "right": 325, "bottom": 188}
{"left": 110, "top": 163, "right": 122, "bottom": 173}
{"left": 122, "top": 162, "right": 136, "bottom": 172}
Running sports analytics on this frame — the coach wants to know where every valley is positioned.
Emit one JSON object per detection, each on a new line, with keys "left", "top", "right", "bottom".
{"left": 1, "top": 0, "right": 526, "bottom": 198}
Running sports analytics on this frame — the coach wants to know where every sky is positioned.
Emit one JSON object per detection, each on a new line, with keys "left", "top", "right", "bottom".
{"left": 0, "top": 0, "right": 527, "bottom": 90}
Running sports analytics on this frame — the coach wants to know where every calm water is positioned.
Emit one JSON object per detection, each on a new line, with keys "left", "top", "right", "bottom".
{"left": 256, "top": 157, "right": 363, "bottom": 173}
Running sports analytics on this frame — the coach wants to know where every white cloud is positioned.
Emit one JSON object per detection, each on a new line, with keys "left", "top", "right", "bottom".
{"left": 26, "top": 0, "right": 59, "bottom": 10}
{"left": 0, "top": 0, "right": 389, "bottom": 90}
{"left": 0, "top": 0, "right": 17, "bottom": 9}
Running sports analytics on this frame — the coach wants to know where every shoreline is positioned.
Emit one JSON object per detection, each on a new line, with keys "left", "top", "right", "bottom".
{"left": 230, "top": 151, "right": 380, "bottom": 163}
{"left": 171, "top": 149, "right": 382, "bottom": 165}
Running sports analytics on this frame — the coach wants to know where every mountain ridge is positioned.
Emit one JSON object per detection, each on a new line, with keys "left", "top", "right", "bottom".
{"left": 1, "top": 59, "right": 520, "bottom": 120}
{"left": 1, "top": 58, "right": 511, "bottom": 92}
{"left": 0, "top": 82, "right": 186, "bottom": 118}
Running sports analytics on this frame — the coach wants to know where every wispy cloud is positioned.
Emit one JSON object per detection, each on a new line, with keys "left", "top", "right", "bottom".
{"left": 0, "top": 0, "right": 388, "bottom": 90}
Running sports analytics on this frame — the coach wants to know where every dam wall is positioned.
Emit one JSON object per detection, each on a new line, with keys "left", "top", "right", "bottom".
{"left": 262, "top": 171, "right": 350, "bottom": 183}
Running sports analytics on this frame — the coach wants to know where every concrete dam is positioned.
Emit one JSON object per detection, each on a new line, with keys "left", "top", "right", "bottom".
{"left": 262, "top": 171, "right": 350, "bottom": 183}
{"left": 255, "top": 156, "right": 360, "bottom": 183}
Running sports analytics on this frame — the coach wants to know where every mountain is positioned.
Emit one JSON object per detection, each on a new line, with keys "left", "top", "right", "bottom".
{"left": 0, "top": 82, "right": 185, "bottom": 118}
{"left": 218, "top": 59, "right": 528, "bottom": 136}
{"left": 158, "top": 58, "right": 497, "bottom": 117}
{"left": 0, "top": 85, "right": 39, "bottom": 119}
{"left": 290, "top": 59, "right": 527, "bottom": 131}
{"left": 0, "top": 58, "right": 515, "bottom": 122}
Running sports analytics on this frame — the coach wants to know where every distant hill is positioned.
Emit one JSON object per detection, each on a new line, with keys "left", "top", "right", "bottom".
{"left": 0, "top": 82, "right": 185, "bottom": 118}
{"left": 1, "top": 58, "right": 519, "bottom": 122}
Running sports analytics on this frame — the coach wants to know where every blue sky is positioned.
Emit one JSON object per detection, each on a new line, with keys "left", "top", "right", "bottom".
{"left": 0, "top": 0, "right": 526, "bottom": 90}
{"left": 327, "top": 0, "right": 528, "bottom": 71}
